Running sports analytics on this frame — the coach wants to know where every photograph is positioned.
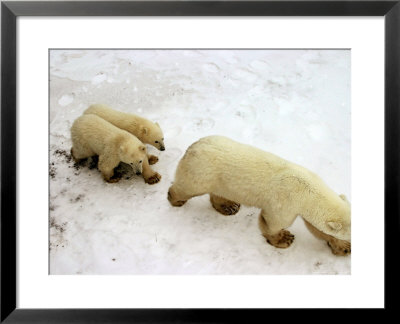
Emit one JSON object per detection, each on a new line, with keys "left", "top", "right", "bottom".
{"left": 49, "top": 49, "right": 351, "bottom": 275}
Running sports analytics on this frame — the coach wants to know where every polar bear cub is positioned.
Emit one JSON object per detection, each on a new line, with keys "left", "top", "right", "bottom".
{"left": 168, "top": 135, "right": 351, "bottom": 256}
{"left": 71, "top": 114, "right": 160, "bottom": 184}
{"left": 84, "top": 104, "right": 165, "bottom": 165}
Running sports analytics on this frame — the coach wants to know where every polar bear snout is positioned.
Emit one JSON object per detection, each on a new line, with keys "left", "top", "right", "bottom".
{"left": 155, "top": 140, "right": 165, "bottom": 151}
{"left": 129, "top": 162, "right": 143, "bottom": 175}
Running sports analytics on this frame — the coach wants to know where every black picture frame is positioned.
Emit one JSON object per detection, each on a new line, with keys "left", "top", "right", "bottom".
{"left": 1, "top": 0, "right": 399, "bottom": 322}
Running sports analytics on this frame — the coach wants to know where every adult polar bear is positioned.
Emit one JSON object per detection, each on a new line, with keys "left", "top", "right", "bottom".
{"left": 168, "top": 135, "right": 351, "bottom": 256}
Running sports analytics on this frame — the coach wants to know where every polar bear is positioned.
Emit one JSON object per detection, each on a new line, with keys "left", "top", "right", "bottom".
{"left": 71, "top": 114, "right": 161, "bottom": 184}
{"left": 84, "top": 104, "right": 165, "bottom": 165}
{"left": 167, "top": 135, "right": 351, "bottom": 256}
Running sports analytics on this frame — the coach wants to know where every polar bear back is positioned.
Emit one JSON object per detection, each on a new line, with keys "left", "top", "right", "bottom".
{"left": 85, "top": 104, "right": 141, "bottom": 129}
{"left": 84, "top": 104, "right": 160, "bottom": 146}
{"left": 71, "top": 113, "right": 141, "bottom": 155}
{"left": 177, "top": 135, "right": 322, "bottom": 198}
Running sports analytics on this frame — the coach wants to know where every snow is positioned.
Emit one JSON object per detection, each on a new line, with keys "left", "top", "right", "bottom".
{"left": 58, "top": 94, "right": 74, "bottom": 107}
{"left": 49, "top": 49, "right": 351, "bottom": 275}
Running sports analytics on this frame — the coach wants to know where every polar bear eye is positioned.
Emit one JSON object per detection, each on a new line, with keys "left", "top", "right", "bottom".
{"left": 139, "top": 160, "right": 142, "bottom": 163}
{"left": 155, "top": 141, "right": 159, "bottom": 143}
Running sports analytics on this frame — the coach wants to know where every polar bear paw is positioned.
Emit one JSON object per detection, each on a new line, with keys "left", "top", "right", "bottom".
{"left": 144, "top": 172, "right": 161, "bottom": 185}
{"left": 264, "top": 230, "right": 295, "bottom": 249}
{"left": 218, "top": 202, "right": 241, "bottom": 215}
{"left": 167, "top": 187, "right": 188, "bottom": 207}
{"left": 327, "top": 239, "right": 351, "bottom": 256}
{"left": 105, "top": 175, "right": 121, "bottom": 183}
{"left": 210, "top": 194, "right": 240, "bottom": 216}
{"left": 148, "top": 155, "right": 159, "bottom": 165}
{"left": 70, "top": 148, "right": 82, "bottom": 163}
{"left": 210, "top": 197, "right": 241, "bottom": 216}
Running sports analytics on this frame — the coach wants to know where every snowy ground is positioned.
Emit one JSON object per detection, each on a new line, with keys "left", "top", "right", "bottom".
{"left": 49, "top": 49, "right": 351, "bottom": 275}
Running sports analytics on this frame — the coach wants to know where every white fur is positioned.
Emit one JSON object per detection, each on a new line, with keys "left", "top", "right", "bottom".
{"left": 171, "top": 136, "right": 351, "bottom": 241}
{"left": 84, "top": 104, "right": 165, "bottom": 150}
{"left": 70, "top": 114, "right": 147, "bottom": 180}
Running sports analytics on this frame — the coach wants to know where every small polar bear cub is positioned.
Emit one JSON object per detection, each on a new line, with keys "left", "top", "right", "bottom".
{"left": 71, "top": 114, "right": 148, "bottom": 183}
{"left": 84, "top": 104, "right": 165, "bottom": 152}
{"left": 168, "top": 135, "right": 351, "bottom": 256}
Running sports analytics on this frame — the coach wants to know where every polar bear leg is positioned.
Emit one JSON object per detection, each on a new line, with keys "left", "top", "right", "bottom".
{"left": 209, "top": 194, "right": 240, "bottom": 216}
{"left": 167, "top": 185, "right": 191, "bottom": 207}
{"left": 142, "top": 157, "right": 161, "bottom": 185}
{"left": 303, "top": 219, "right": 351, "bottom": 256}
{"left": 258, "top": 210, "right": 295, "bottom": 248}
{"left": 327, "top": 237, "right": 351, "bottom": 256}
{"left": 98, "top": 155, "right": 120, "bottom": 183}
{"left": 167, "top": 182, "right": 206, "bottom": 207}
{"left": 71, "top": 143, "right": 94, "bottom": 162}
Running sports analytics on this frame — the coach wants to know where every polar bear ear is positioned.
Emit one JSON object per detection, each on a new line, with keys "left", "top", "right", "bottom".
{"left": 327, "top": 221, "right": 342, "bottom": 231}
{"left": 140, "top": 126, "right": 149, "bottom": 135}
{"left": 339, "top": 194, "right": 348, "bottom": 202}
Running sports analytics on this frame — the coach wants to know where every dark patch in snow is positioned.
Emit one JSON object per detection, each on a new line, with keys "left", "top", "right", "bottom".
{"left": 314, "top": 261, "right": 322, "bottom": 268}
{"left": 49, "top": 165, "right": 57, "bottom": 179}
{"left": 54, "top": 149, "right": 73, "bottom": 163}
{"left": 50, "top": 217, "right": 68, "bottom": 233}
{"left": 53, "top": 147, "right": 91, "bottom": 172}
{"left": 70, "top": 194, "right": 84, "bottom": 203}
{"left": 73, "top": 161, "right": 85, "bottom": 170}
{"left": 55, "top": 151, "right": 133, "bottom": 180}
{"left": 49, "top": 217, "right": 68, "bottom": 252}
{"left": 88, "top": 155, "right": 99, "bottom": 169}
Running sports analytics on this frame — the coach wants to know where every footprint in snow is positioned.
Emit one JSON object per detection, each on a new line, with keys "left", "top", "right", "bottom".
{"left": 189, "top": 118, "right": 215, "bottom": 131}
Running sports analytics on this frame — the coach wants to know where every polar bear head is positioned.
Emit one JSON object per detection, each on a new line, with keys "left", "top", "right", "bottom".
{"left": 139, "top": 122, "right": 165, "bottom": 151}
{"left": 324, "top": 194, "right": 351, "bottom": 241}
{"left": 118, "top": 143, "right": 147, "bottom": 175}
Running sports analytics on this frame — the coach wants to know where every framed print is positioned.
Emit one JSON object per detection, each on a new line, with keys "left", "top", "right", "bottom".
{"left": 1, "top": 0, "right": 399, "bottom": 322}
